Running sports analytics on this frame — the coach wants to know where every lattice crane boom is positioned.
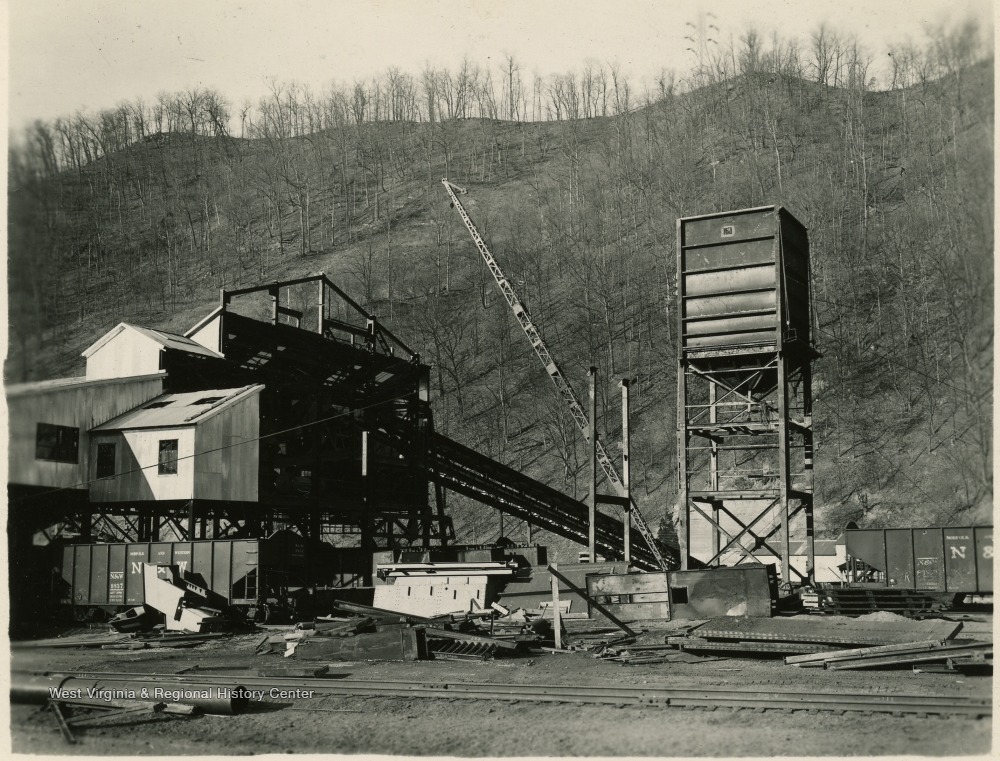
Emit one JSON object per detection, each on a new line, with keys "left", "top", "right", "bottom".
{"left": 440, "top": 179, "right": 670, "bottom": 571}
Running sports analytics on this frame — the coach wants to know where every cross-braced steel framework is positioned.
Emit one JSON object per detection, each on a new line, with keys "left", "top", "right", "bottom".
{"left": 676, "top": 206, "right": 816, "bottom": 588}
{"left": 678, "top": 348, "right": 815, "bottom": 586}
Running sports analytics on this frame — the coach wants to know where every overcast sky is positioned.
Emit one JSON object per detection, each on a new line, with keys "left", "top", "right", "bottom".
{"left": 6, "top": 0, "right": 994, "bottom": 132}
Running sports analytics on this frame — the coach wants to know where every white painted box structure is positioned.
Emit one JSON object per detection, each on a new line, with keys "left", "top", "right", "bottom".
{"left": 373, "top": 562, "right": 516, "bottom": 617}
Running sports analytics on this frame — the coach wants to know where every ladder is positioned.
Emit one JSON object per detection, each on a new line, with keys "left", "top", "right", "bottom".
{"left": 440, "top": 179, "right": 671, "bottom": 571}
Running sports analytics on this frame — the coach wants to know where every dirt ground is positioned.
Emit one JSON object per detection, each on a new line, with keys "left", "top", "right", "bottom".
{"left": 8, "top": 612, "right": 993, "bottom": 758}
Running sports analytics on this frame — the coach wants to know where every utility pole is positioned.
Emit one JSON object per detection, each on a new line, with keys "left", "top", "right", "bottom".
{"left": 621, "top": 378, "right": 631, "bottom": 565}
{"left": 588, "top": 367, "right": 598, "bottom": 563}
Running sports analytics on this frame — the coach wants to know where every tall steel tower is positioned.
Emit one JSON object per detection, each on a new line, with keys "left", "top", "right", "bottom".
{"left": 676, "top": 206, "right": 817, "bottom": 589}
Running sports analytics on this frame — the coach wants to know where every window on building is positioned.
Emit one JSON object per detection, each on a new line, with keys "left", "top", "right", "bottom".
{"left": 158, "top": 439, "right": 179, "bottom": 475}
{"left": 145, "top": 401, "right": 173, "bottom": 409}
{"left": 35, "top": 424, "right": 79, "bottom": 463}
{"left": 96, "top": 443, "right": 116, "bottom": 479}
{"left": 194, "top": 396, "right": 224, "bottom": 405}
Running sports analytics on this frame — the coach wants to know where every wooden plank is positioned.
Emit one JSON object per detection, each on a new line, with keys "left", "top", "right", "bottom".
{"left": 785, "top": 640, "right": 947, "bottom": 666}
{"left": 49, "top": 703, "right": 76, "bottom": 744}
{"left": 827, "top": 643, "right": 992, "bottom": 671}
{"left": 12, "top": 635, "right": 135, "bottom": 649}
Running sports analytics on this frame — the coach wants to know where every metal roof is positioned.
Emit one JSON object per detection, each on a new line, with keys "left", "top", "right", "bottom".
{"left": 91, "top": 385, "right": 263, "bottom": 431}
{"left": 5, "top": 372, "right": 165, "bottom": 397}
{"left": 81, "top": 322, "right": 224, "bottom": 360}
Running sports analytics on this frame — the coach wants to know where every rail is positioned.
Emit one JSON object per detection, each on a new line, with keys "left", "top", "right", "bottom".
{"left": 43, "top": 671, "right": 991, "bottom": 718}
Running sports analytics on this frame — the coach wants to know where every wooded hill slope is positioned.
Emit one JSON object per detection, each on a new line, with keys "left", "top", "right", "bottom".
{"left": 8, "top": 31, "right": 993, "bottom": 548}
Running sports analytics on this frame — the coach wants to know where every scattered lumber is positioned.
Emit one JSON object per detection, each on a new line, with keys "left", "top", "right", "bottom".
{"left": 12, "top": 634, "right": 134, "bottom": 649}
{"left": 813, "top": 587, "right": 953, "bottom": 617}
{"left": 785, "top": 639, "right": 949, "bottom": 667}
{"left": 825, "top": 640, "right": 992, "bottom": 671}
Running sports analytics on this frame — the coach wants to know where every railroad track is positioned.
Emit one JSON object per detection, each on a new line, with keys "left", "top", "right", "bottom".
{"left": 42, "top": 672, "right": 991, "bottom": 718}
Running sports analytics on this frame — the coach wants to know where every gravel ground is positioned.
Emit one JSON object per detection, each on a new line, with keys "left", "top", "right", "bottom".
{"left": 8, "top": 612, "right": 993, "bottom": 757}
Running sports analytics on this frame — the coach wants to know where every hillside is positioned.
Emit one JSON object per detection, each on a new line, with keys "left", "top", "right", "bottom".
{"left": 7, "top": 50, "right": 993, "bottom": 553}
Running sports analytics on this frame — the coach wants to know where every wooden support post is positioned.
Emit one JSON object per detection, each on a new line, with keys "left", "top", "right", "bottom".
{"left": 621, "top": 378, "right": 631, "bottom": 565}
{"left": 588, "top": 366, "right": 598, "bottom": 563}
{"left": 186, "top": 500, "right": 196, "bottom": 541}
{"left": 317, "top": 276, "right": 326, "bottom": 335}
{"left": 550, "top": 562, "right": 562, "bottom": 650}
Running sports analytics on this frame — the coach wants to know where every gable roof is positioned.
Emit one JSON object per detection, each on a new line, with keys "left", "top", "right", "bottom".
{"left": 184, "top": 306, "right": 225, "bottom": 339}
{"left": 81, "top": 322, "right": 224, "bottom": 360}
{"left": 91, "top": 385, "right": 263, "bottom": 431}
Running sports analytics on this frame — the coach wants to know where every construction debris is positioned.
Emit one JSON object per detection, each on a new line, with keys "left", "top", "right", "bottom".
{"left": 808, "top": 586, "right": 954, "bottom": 617}
{"left": 814, "top": 640, "right": 991, "bottom": 671}
{"left": 141, "top": 564, "right": 233, "bottom": 633}
{"left": 11, "top": 629, "right": 230, "bottom": 650}
{"left": 547, "top": 565, "right": 637, "bottom": 637}
{"left": 664, "top": 615, "right": 966, "bottom": 657}
{"left": 108, "top": 606, "right": 157, "bottom": 633}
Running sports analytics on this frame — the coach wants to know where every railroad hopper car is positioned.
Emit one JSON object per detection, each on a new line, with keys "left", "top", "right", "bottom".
{"left": 845, "top": 526, "right": 993, "bottom": 596}
{"left": 57, "top": 530, "right": 357, "bottom": 622}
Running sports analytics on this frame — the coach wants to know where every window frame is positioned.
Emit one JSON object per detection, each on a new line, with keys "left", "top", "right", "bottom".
{"left": 95, "top": 442, "right": 117, "bottom": 479}
{"left": 158, "top": 438, "right": 179, "bottom": 475}
{"left": 35, "top": 423, "right": 80, "bottom": 464}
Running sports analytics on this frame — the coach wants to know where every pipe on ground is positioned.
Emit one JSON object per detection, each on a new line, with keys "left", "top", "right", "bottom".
{"left": 10, "top": 672, "right": 249, "bottom": 715}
